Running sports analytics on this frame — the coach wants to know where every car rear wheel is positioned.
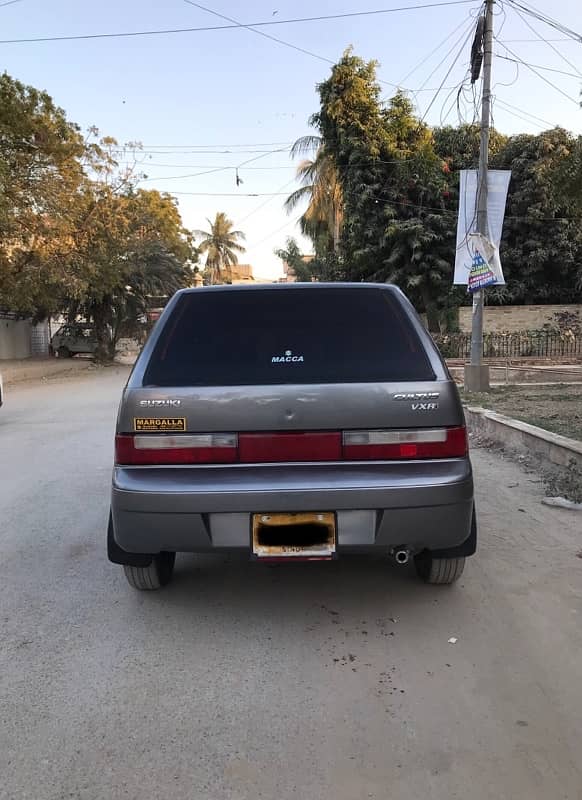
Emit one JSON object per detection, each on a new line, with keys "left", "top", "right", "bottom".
{"left": 123, "top": 552, "right": 176, "bottom": 590}
{"left": 414, "top": 553, "right": 465, "bottom": 585}
{"left": 58, "top": 346, "right": 72, "bottom": 358}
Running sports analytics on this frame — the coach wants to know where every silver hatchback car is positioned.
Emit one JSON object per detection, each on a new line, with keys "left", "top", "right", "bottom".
{"left": 108, "top": 284, "right": 475, "bottom": 590}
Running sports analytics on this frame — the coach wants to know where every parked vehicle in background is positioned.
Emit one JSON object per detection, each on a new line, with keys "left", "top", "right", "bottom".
{"left": 51, "top": 323, "right": 97, "bottom": 358}
{"left": 108, "top": 283, "right": 476, "bottom": 591}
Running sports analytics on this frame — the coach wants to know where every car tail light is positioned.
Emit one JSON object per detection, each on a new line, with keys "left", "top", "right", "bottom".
{"left": 115, "top": 433, "right": 238, "bottom": 465}
{"left": 238, "top": 432, "right": 342, "bottom": 463}
{"left": 115, "top": 426, "right": 467, "bottom": 465}
{"left": 342, "top": 426, "right": 467, "bottom": 460}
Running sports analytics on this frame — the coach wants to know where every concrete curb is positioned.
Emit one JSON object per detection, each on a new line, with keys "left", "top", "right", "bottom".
{"left": 465, "top": 406, "right": 582, "bottom": 470}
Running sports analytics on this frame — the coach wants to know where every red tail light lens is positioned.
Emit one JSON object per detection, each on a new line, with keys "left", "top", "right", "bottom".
{"left": 115, "top": 427, "right": 468, "bottom": 465}
{"left": 115, "top": 434, "right": 238, "bottom": 465}
{"left": 342, "top": 426, "right": 467, "bottom": 460}
{"left": 238, "top": 432, "right": 342, "bottom": 463}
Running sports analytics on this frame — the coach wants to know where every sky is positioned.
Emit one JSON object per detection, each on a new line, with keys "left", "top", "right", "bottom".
{"left": 1, "top": 0, "right": 581, "bottom": 279}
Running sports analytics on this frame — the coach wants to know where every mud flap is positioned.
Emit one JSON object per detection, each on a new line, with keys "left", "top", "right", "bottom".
{"left": 430, "top": 505, "right": 477, "bottom": 558}
{"left": 107, "top": 512, "right": 153, "bottom": 567}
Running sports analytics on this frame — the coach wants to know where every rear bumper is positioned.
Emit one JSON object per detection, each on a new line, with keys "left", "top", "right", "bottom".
{"left": 111, "top": 459, "right": 474, "bottom": 555}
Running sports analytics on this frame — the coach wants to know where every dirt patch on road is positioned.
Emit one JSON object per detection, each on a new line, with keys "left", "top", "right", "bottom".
{"left": 462, "top": 384, "right": 582, "bottom": 442}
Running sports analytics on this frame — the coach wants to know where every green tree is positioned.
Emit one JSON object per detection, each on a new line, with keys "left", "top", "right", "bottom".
{"left": 489, "top": 128, "right": 582, "bottom": 304}
{"left": 64, "top": 187, "right": 194, "bottom": 361}
{"left": 433, "top": 124, "right": 507, "bottom": 172}
{"left": 0, "top": 72, "right": 88, "bottom": 315}
{"left": 284, "top": 136, "right": 343, "bottom": 255}
{"left": 313, "top": 51, "right": 458, "bottom": 330}
{"left": 274, "top": 237, "right": 314, "bottom": 282}
{"left": 195, "top": 212, "right": 246, "bottom": 285}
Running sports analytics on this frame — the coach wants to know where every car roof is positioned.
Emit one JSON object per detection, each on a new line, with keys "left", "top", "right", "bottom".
{"left": 175, "top": 282, "right": 400, "bottom": 296}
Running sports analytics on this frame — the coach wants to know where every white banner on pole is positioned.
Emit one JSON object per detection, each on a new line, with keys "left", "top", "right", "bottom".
{"left": 453, "top": 169, "right": 511, "bottom": 287}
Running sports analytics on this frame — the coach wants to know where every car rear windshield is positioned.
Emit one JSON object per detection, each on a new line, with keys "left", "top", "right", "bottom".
{"left": 143, "top": 287, "right": 435, "bottom": 386}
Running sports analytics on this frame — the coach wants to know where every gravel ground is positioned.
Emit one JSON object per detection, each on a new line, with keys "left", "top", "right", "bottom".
{"left": 1, "top": 370, "right": 582, "bottom": 800}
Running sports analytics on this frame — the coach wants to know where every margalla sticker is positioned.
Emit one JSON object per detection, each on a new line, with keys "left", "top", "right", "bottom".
{"left": 134, "top": 417, "right": 186, "bottom": 432}
{"left": 271, "top": 349, "right": 304, "bottom": 364}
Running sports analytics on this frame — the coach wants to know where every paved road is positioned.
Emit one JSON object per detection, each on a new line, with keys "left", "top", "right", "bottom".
{"left": 1, "top": 370, "right": 581, "bottom": 800}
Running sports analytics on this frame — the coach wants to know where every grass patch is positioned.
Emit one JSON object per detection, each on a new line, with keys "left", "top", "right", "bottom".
{"left": 461, "top": 383, "right": 582, "bottom": 441}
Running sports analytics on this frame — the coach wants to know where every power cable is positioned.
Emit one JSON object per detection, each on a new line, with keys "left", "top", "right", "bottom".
{"left": 506, "top": 2, "right": 582, "bottom": 77}
{"left": 492, "top": 96, "right": 545, "bottom": 128}
{"left": 238, "top": 179, "right": 301, "bottom": 224}
{"left": 184, "top": 0, "right": 401, "bottom": 90}
{"left": 492, "top": 57, "right": 519, "bottom": 89}
{"left": 495, "top": 40, "right": 581, "bottom": 105}
{"left": 398, "top": 12, "right": 475, "bottom": 85}
{"left": 417, "top": 13, "right": 478, "bottom": 92}
{"left": 136, "top": 147, "right": 292, "bottom": 184}
{"left": 170, "top": 191, "right": 292, "bottom": 197}
{"left": 367, "top": 192, "right": 578, "bottom": 221}
{"left": 121, "top": 141, "right": 293, "bottom": 148}
{"left": 111, "top": 148, "right": 293, "bottom": 156}
{"left": 0, "top": 0, "right": 23, "bottom": 7}
{"left": 498, "top": 37, "right": 572, "bottom": 43}
{"left": 138, "top": 166, "right": 231, "bottom": 182}
{"left": 493, "top": 97, "right": 556, "bottom": 127}
{"left": 496, "top": 53, "right": 581, "bottom": 78}
{"left": 419, "top": 18, "right": 478, "bottom": 122}
{"left": 0, "top": 1, "right": 477, "bottom": 45}
{"left": 504, "top": 0, "right": 582, "bottom": 44}
{"left": 246, "top": 218, "right": 301, "bottom": 250}
{"left": 183, "top": 0, "right": 335, "bottom": 66}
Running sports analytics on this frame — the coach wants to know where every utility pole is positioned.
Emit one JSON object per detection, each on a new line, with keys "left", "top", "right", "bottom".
{"left": 464, "top": 0, "right": 494, "bottom": 393}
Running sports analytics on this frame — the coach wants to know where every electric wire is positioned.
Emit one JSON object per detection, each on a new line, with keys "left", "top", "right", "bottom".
{"left": 508, "top": 2, "right": 582, "bottom": 77}
{"left": 495, "top": 39, "right": 581, "bottom": 105}
{"left": 504, "top": 0, "right": 582, "bottom": 44}
{"left": 419, "top": 15, "right": 479, "bottom": 123}
{"left": 0, "top": 1, "right": 478, "bottom": 45}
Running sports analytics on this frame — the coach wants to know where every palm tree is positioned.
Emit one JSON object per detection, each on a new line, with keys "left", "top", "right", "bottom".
{"left": 285, "top": 135, "right": 343, "bottom": 254}
{"left": 195, "top": 212, "right": 246, "bottom": 285}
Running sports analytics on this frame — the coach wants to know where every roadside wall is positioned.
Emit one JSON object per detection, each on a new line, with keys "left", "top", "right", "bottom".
{"left": 458, "top": 304, "right": 582, "bottom": 333}
{"left": 465, "top": 406, "right": 582, "bottom": 472}
{"left": 0, "top": 318, "right": 32, "bottom": 359}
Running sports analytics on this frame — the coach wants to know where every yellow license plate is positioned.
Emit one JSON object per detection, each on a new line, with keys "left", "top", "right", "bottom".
{"left": 252, "top": 512, "right": 336, "bottom": 559}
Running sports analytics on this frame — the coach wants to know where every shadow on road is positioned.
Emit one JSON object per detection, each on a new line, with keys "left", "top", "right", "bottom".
{"left": 142, "top": 553, "right": 465, "bottom": 627}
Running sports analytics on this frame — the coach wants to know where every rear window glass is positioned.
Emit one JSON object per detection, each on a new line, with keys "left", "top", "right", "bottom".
{"left": 143, "top": 288, "right": 435, "bottom": 386}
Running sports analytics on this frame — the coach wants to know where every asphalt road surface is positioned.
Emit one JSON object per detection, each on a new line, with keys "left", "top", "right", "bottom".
{"left": 1, "top": 369, "right": 581, "bottom": 800}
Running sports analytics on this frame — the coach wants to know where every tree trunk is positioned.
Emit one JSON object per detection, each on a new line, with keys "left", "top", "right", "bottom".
{"left": 421, "top": 289, "right": 441, "bottom": 334}
{"left": 333, "top": 205, "right": 341, "bottom": 254}
{"left": 92, "top": 300, "right": 115, "bottom": 364}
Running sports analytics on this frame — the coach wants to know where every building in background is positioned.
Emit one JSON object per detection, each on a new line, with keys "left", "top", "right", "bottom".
{"left": 277, "top": 255, "right": 315, "bottom": 283}
{"left": 0, "top": 311, "right": 51, "bottom": 359}
{"left": 229, "top": 264, "right": 255, "bottom": 284}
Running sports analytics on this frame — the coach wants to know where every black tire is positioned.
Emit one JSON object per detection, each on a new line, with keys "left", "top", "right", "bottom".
{"left": 123, "top": 552, "right": 176, "bottom": 590}
{"left": 414, "top": 552, "right": 465, "bottom": 585}
{"left": 58, "top": 346, "right": 72, "bottom": 359}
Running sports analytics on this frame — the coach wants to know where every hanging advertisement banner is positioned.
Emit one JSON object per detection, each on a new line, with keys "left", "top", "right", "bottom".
{"left": 453, "top": 169, "right": 511, "bottom": 288}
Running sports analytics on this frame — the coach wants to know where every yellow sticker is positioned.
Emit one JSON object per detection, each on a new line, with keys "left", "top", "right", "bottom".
{"left": 134, "top": 417, "right": 186, "bottom": 432}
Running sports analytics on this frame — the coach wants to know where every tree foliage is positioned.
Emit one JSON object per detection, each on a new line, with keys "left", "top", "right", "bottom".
{"left": 286, "top": 50, "right": 582, "bottom": 329}
{"left": 310, "top": 50, "right": 458, "bottom": 330}
{"left": 0, "top": 72, "right": 195, "bottom": 359}
{"left": 195, "top": 212, "right": 246, "bottom": 285}
{"left": 284, "top": 136, "right": 342, "bottom": 256}
{"left": 489, "top": 128, "right": 582, "bottom": 303}
{"left": 63, "top": 187, "right": 194, "bottom": 361}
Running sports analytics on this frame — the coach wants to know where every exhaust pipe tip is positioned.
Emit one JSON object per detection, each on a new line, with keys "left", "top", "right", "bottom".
{"left": 391, "top": 547, "right": 411, "bottom": 566}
